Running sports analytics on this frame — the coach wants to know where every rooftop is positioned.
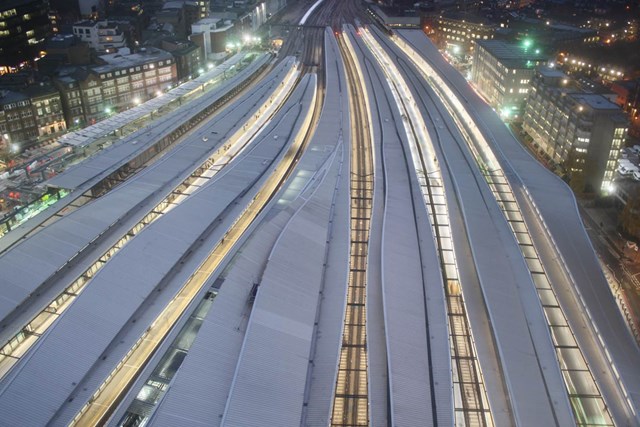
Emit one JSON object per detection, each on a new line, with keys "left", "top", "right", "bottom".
{"left": 73, "top": 20, "right": 99, "bottom": 28}
{"left": 0, "top": 90, "right": 28, "bottom": 105}
{"left": 439, "top": 11, "right": 495, "bottom": 26}
{"left": 570, "top": 93, "right": 620, "bottom": 110}
{"left": 46, "top": 34, "right": 82, "bottom": 49}
{"left": 93, "top": 47, "right": 173, "bottom": 73}
{"left": 476, "top": 39, "right": 547, "bottom": 60}
{"left": 537, "top": 67, "right": 567, "bottom": 78}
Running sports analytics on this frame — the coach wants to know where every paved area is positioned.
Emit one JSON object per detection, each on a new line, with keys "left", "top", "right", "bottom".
{"left": 580, "top": 199, "right": 640, "bottom": 341}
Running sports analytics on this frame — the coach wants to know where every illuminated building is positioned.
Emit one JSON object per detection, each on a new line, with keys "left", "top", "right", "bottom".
{"left": 523, "top": 67, "right": 628, "bottom": 193}
{"left": 471, "top": 39, "right": 546, "bottom": 118}
{"left": 0, "top": 0, "right": 51, "bottom": 74}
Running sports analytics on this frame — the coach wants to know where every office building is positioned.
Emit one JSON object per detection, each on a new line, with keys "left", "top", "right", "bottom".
{"left": 611, "top": 79, "right": 640, "bottom": 137}
{"left": 190, "top": 18, "right": 234, "bottom": 62}
{"left": 471, "top": 39, "right": 546, "bottom": 118}
{"left": 523, "top": 67, "right": 628, "bottom": 193}
{"left": 0, "top": 83, "right": 64, "bottom": 152}
{"left": 196, "top": 0, "right": 208, "bottom": 18}
{"left": 428, "top": 12, "right": 495, "bottom": 56}
{"left": 72, "top": 20, "right": 127, "bottom": 53}
{"left": 0, "top": 0, "right": 51, "bottom": 74}
{"left": 53, "top": 47, "right": 177, "bottom": 125}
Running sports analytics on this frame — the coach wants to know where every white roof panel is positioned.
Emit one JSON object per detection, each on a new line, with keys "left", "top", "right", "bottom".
{"left": 398, "top": 28, "right": 640, "bottom": 423}
{"left": 0, "top": 74, "right": 317, "bottom": 426}
{"left": 0, "top": 58, "right": 297, "bottom": 331}
{"left": 221, "top": 128, "right": 338, "bottom": 427}
{"left": 302, "top": 29, "right": 353, "bottom": 427}
{"left": 150, "top": 211, "right": 294, "bottom": 426}
{"left": 48, "top": 54, "right": 271, "bottom": 190}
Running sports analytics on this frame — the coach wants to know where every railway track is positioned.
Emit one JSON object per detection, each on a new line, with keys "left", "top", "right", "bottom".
{"left": 329, "top": 27, "right": 373, "bottom": 427}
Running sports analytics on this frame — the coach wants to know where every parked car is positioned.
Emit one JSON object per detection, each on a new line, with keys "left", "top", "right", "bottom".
{"left": 618, "top": 164, "right": 639, "bottom": 176}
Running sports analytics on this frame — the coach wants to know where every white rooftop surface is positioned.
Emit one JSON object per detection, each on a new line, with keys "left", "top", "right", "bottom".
{"left": 217, "top": 36, "right": 350, "bottom": 424}
{"left": 388, "top": 29, "right": 574, "bottom": 426}
{"left": 0, "top": 54, "right": 275, "bottom": 254}
{"left": 151, "top": 36, "right": 350, "bottom": 426}
{"left": 148, "top": 208, "right": 295, "bottom": 427}
{"left": 49, "top": 54, "right": 268, "bottom": 190}
{"left": 342, "top": 24, "right": 388, "bottom": 426}
{"left": 399, "top": 29, "right": 640, "bottom": 423}
{"left": 94, "top": 48, "right": 173, "bottom": 71}
{"left": 221, "top": 138, "right": 341, "bottom": 427}
{"left": 0, "top": 58, "right": 296, "bottom": 334}
{"left": 56, "top": 53, "right": 245, "bottom": 149}
{"left": 0, "top": 75, "right": 317, "bottom": 426}
{"left": 301, "top": 28, "right": 352, "bottom": 427}
{"left": 348, "top": 27, "right": 444, "bottom": 424}
{"left": 379, "top": 94, "right": 436, "bottom": 424}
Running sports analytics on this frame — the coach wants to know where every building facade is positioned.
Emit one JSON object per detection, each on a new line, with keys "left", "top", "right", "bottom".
{"left": 190, "top": 18, "right": 234, "bottom": 62}
{"left": 471, "top": 39, "right": 546, "bottom": 118}
{"left": 0, "top": 84, "right": 64, "bottom": 152}
{"left": 72, "top": 20, "right": 127, "bottom": 53}
{"left": 523, "top": 67, "right": 628, "bottom": 193}
{"left": 159, "top": 38, "right": 201, "bottom": 81}
{"left": 53, "top": 74, "right": 85, "bottom": 128}
{"left": 25, "top": 83, "right": 66, "bottom": 142}
{"left": 196, "top": 0, "right": 208, "bottom": 19}
{"left": 611, "top": 79, "right": 640, "bottom": 138}
{"left": 0, "top": 0, "right": 51, "bottom": 73}
{"left": 428, "top": 12, "right": 495, "bottom": 56}
{"left": 54, "top": 47, "right": 178, "bottom": 126}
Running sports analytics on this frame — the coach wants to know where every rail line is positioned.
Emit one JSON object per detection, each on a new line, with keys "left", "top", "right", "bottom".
{"left": 329, "top": 30, "right": 373, "bottom": 427}
{"left": 388, "top": 32, "right": 617, "bottom": 426}
{"left": 68, "top": 76, "right": 319, "bottom": 426}
{"left": 0, "top": 63, "right": 301, "bottom": 382}
{"left": 360, "top": 26, "right": 493, "bottom": 426}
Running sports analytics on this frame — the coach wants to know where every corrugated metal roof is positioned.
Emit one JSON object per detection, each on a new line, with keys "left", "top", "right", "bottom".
{"left": 377, "top": 88, "right": 437, "bottom": 425}
{"left": 149, "top": 209, "right": 296, "bottom": 427}
{"left": 398, "top": 29, "right": 640, "bottom": 423}
{"left": 0, "top": 58, "right": 297, "bottom": 346}
{"left": 348, "top": 25, "right": 452, "bottom": 425}
{"left": 152, "top": 40, "right": 351, "bottom": 426}
{"left": 341, "top": 25, "right": 389, "bottom": 427}
{"left": 220, "top": 88, "right": 343, "bottom": 427}
{"left": 48, "top": 54, "right": 273, "bottom": 190}
{"left": 0, "top": 74, "right": 317, "bottom": 426}
{"left": 56, "top": 53, "right": 246, "bottom": 149}
{"left": 396, "top": 30, "right": 575, "bottom": 427}
{"left": 302, "top": 28, "right": 352, "bottom": 427}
